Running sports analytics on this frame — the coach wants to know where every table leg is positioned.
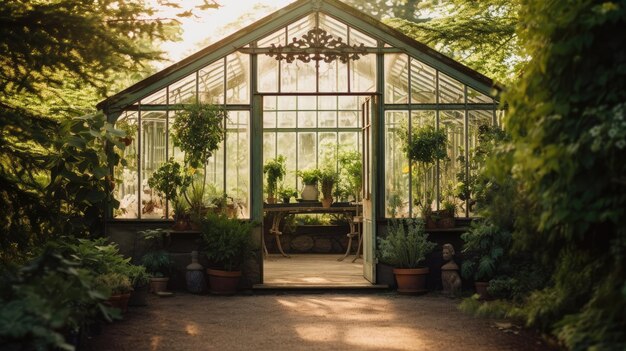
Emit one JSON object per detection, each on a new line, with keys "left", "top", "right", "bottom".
{"left": 270, "top": 212, "right": 290, "bottom": 258}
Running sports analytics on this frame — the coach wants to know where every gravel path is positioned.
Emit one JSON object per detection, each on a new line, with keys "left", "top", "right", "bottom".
{"left": 83, "top": 292, "right": 554, "bottom": 351}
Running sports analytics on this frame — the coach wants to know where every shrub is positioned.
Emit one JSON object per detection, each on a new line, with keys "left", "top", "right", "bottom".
{"left": 200, "top": 213, "right": 255, "bottom": 271}
{"left": 378, "top": 218, "right": 436, "bottom": 268}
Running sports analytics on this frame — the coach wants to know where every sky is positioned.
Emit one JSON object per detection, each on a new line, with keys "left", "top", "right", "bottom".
{"left": 155, "top": 0, "right": 296, "bottom": 68}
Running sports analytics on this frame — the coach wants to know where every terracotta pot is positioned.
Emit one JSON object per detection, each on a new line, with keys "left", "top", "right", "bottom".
{"left": 267, "top": 197, "right": 277, "bottom": 204}
{"left": 207, "top": 268, "right": 241, "bottom": 295}
{"left": 172, "top": 218, "right": 191, "bottom": 231}
{"left": 300, "top": 184, "right": 319, "bottom": 201}
{"left": 474, "top": 281, "right": 490, "bottom": 300}
{"left": 107, "top": 293, "right": 131, "bottom": 313}
{"left": 149, "top": 277, "right": 169, "bottom": 293}
{"left": 393, "top": 267, "right": 429, "bottom": 294}
{"left": 321, "top": 197, "right": 333, "bottom": 208}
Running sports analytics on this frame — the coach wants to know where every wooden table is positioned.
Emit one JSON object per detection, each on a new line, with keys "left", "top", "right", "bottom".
{"left": 263, "top": 203, "right": 359, "bottom": 258}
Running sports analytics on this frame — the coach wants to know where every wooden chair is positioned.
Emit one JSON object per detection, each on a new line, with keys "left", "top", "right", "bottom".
{"left": 338, "top": 215, "right": 362, "bottom": 262}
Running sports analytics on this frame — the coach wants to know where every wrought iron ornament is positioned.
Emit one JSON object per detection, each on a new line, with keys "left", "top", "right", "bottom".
{"left": 268, "top": 27, "right": 367, "bottom": 65}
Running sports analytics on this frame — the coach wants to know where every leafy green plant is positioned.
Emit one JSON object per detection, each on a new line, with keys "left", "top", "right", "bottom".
{"left": 95, "top": 272, "right": 133, "bottom": 295}
{"left": 141, "top": 250, "right": 172, "bottom": 277}
{"left": 263, "top": 155, "right": 286, "bottom": 200}
{"left": 319, "top": 167, "right": 338, "bottom": 199}
{"left": 138, "top": 228, "right": 170, "bottom": 251}
{"left": 278, "top": 186, "right": 298, "bottom": 202}
{"left": 199, "top": 213, "right": 256, "bottom": 271}
{"left": 338, "top": 150, "right": 362, "bottom": 201}
{"left": 298, "top": 169, "right": 321, "bottom": 185}
{"left": 378, "top": 218, "right": 436, "bottom": 268}
{"left": 442, "top": 200, "right": 456, "bottom": 217}
{"left": 147, "top": 158, "right": 189, "bottom": 202}
{"left": 460, "top": 220, "right": 511, "bottom": 282}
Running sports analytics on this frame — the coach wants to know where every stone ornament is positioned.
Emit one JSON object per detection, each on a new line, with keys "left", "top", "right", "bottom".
{"left": 441, "top": 243, "right": 462, "bottom": 295}
{"left": 186, "top": 251, "right": 207, "bottom": 294}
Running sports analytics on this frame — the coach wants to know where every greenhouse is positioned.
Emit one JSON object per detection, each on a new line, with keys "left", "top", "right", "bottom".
{"left": 98, "top": 0, "right": 500, "bottom": 287}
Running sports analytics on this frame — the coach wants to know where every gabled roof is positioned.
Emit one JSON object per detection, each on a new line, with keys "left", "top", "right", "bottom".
{"left": 97, "top": 0, "right": 498, "bottom": 113}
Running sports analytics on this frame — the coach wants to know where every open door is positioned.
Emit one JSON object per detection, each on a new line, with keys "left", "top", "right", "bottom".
{"left": 361, "top": 96, "right": 377, "bottom": 283}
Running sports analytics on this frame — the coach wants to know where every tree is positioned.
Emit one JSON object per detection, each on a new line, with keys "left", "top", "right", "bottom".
{"left": 385, "top": 0, "right": 522, "bottom": 84}
{"left": 343, "top": 0, "right": 440, "bottom": 21}
{"left": 489, "top": 0, "right": 626, "bottom": 348}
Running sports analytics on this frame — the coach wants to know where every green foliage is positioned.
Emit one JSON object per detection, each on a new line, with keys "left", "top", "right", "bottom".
{"left": 298, "top": 169, "right": 322, "bottom": 185}
{"left": 337, "top": 150, "right": 362, "bottom": 201}
{"left": 95, "top": 272, "right": 132, "bottom": 295}
{"left": 319, "top": 167, "right": 338, "bottom": 199}
{"left": 386, "top": 0, "right": 523, "bottom": 85}
{"left": 458, "top": 295, "right": 523, "bottom": 320}
{"left": 278, "top": 186, "right": 298, "bottom": 200}
{"left": 405, "top": 125, "right": 447, "bottom": 166}
{"left": 199, "top": 213, "right": 256, "bottom": 271}
{"left": 171, "top": 103, "right": 226, "bottom": 169}
{"left": 0, "top": 248, "right": 118, "bottom": 351}
{"left": 468, "top": 0, "right": 626, "bottom": 348}
{"left": 344, "top": 0, "right": 440, "bottom": 20}
{"left": 378, "top": 219, "right": 436, "bottom": 268}
{"left": 460, "top": 220, "right": 511, "bottom": 281}
{"left": 148, "top": 158, "right": 190, "bottom": 201}
{"left": 263, "top": 155, "right": 286, "bottom": 198}
{"left": 138, "top": 228, "right": 170, "bottom": 251}
{"left": 140, "top": 251, "right": 172, "bottom": 278}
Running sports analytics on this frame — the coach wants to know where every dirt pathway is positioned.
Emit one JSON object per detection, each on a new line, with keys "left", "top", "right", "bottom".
{"left": 83, "top": 292, "right": 553, "bottom": 351}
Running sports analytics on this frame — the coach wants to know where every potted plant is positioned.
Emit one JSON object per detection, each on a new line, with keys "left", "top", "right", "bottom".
{"left": 125, "top": 264, "right": 151, "bottom": 306}
{"left": 95, "top": 272, "right": 133, "bottom": 313}
{"left": 404, "top": 125, "right": 447, "bottom": 224}
{"left": 148, "top": 157, "right": 191, "bottom": 227}
{"left": 278, "top": 186, "right": 297, "bottom": 204}
{"left": 319, "top": 167, "right": 338, "bottom": 208}
{"left": 338, "top": 150, "right": 362, "bottom": 202}
{"left": 438, "top": 200, "right": 456, "bottom": 228}
{"left": 172, "top": 199, "right": 191, "bottom": 230}
{"left": 378, "top": 218, "right": 437, "bottom": 294}
{"left": 139, "top": 228, "right": 172, "bottom": 293}
{"left": 298, "top": 169, "right": 321, "bottom": 201}
{"left": 263, "top": 155, "right": 286, "bottom": 204}
{"left": 460, "top": 220, "right": 512, "bottom": 299}
{"left": 199, "top": 212, "right": 256, "bottom": 295}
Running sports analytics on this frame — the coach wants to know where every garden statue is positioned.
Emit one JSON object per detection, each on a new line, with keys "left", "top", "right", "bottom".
{"left": 441, "top": 243, "right": 462, "bottom": 295}
{"left": 186, "top": 251, "right": 206, "bottom": 294}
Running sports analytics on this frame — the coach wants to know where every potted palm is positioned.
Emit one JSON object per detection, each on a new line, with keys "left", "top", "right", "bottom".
{"left": 319, "top": 167, "right": 338, "bottom": 208}
{"left": 263, "top": 155, "right": 286, "bottom": 204}
{"left": 200, "top": 212, "right": 256, "bottom": 295}
{"left": 298, "top": 169, "right": 321, "bottom": 201}
{"left": 378, "top": 218, "right": 436, "bottom": 294}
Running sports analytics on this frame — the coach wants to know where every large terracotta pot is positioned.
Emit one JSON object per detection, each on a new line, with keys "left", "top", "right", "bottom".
{"left": 321, "top": 197, "right": 333, "bottom": 208}
{"left": 107, "top": 293, "right": 131, "bottom": 313}
{"left": 207, "top": 268, "right": 241, "bottom": 295}
{"left": 393, "top": 267, "right": 429, "bottom": 294}
{"left": 301, "top": 183, "right": 319, "bottom": 201}
{"left": 149, "top": 277, "right": 169, "bottom": 293}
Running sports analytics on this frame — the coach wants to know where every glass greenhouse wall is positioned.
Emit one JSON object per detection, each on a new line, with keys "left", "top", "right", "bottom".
{"left": 109, "top": 7, "right": 499, "bottom": 221}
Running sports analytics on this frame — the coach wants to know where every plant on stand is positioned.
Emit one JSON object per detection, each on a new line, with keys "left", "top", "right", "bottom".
{"left": 298, "top": 169, "right": 321, "bottom": 201}
{"left": 263, "top": 155, "right": 286, "bottom": 204}
{"left": 378, "top": 218, "right": 436, "bottom": 294}
{"left": 172, "top": 102, "right": 226, "bottom": 225}
{"left": 199, "top": 213, "right": 256, "bottom": 295}
{"left": 278, "top": 186, "right": 298, "bottom": 204}
{"left": 319, "top": 167, "right": 338, "bottom": 208}
{"left": 404, "top": 125, "right": 447, "bottom": 227}
{"left": 148, "top": 157, "right": 191, "bottom": 229}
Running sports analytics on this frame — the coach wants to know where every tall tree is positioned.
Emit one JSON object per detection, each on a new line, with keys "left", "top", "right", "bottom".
{"left": 385, "top": 0, "right": 522, "bottom": 84}
{"left": 343, "top": 0, "right": 440, "bottom": 21}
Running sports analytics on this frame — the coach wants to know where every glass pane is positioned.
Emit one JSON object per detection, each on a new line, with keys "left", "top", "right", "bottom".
{"left": 168, "top": 111, "right": 186, "bottom": 164}
{"left": 338, "top": 111, "right": 358, "bottom": 127}
{"left": 263, "top": 132, "right": 277, "bottom": 167}
{"left": 140, "top": 111, "right": 167, "bottom": 219}
{"left": 385, "top": 111, "right": 409, "bottom": 218}
{"left": 263, "top": 111, "right": 276, "bottom": 128}
{"left": 338, "top": 96, "right": 358, "bottom": 110}
{"left": 277, "top": 111, "right": 296, "bottom": 128}
{"left": 297, "top": 111, "right": 316, "bottom": 128}
{"left": 258, "top": 28, "right": 286, "bottom": 47}
{"left": 467, "top": 86, "right": 493, "bottom": 104}
{"left": 198, "top": 59, "right": 225, "bottom": 104}
{"left": 410, "top": 59, "right": 436, "bottom": 103}
{"left": 226, "top": 52, "right": 249, "bottom": 104}
{"left": 439, "top": 111, "right": 465, "bottom": 216}
{"left": 385, "top": 54, "right": 409, "bottom": 104}
{"left": 319, "top": 132, "right": 337, "bottom": 166}
{"left": 142, "top": 88, "right": 166, "bottom": 105}
{"left": 410, "top": 111, "right": 436, "bottom": 217}
{"left": 319, "top": 111, "right": 336, "bottom": 128}
{"left": 319, "top": 13, "right": 348, "bottom": 42}
{"left": 297, "top": 132, "right": 317, "bottom": 186}
{"left": 169, "top": 74, "right": 196, "bottom": 104}
{"left": 281, "top": 60, "right": 317, "bottom": 93}
{"left": 318, "top": 96, "right": 337, "bottom": 110}
{"left": 351, "top": 54, "right": 376, "bottom": 92}
{"left": 439, "top": 73, "right": 464, "bottom": 104}
{"left": 319, "top": 60, "right": 348, "bottom": 93}
{"left": 277, "top": 95, "right": 296, "bottom": 110}
{"left": 226, "top": 111, "right": 250, "bottom": 218}
{"left": 258, "top": 54, "right": 279, "bottom": 92}
{"left": 287, "top": 14, "right": 315, "bottom": 41}
{"left": 276, "top": 132, "right": 298, "bottom": 190}
{"left": 298, "top": 96, "right": 316, "bottom": 110}
{"left": 349, "top": 27, "right": 377, "bottom": 47}
{"left": 114, "top": 111, "right": 139, "bottom": 219}
{"left": 467, "top": 110, "right": 495, "bottom": 217}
